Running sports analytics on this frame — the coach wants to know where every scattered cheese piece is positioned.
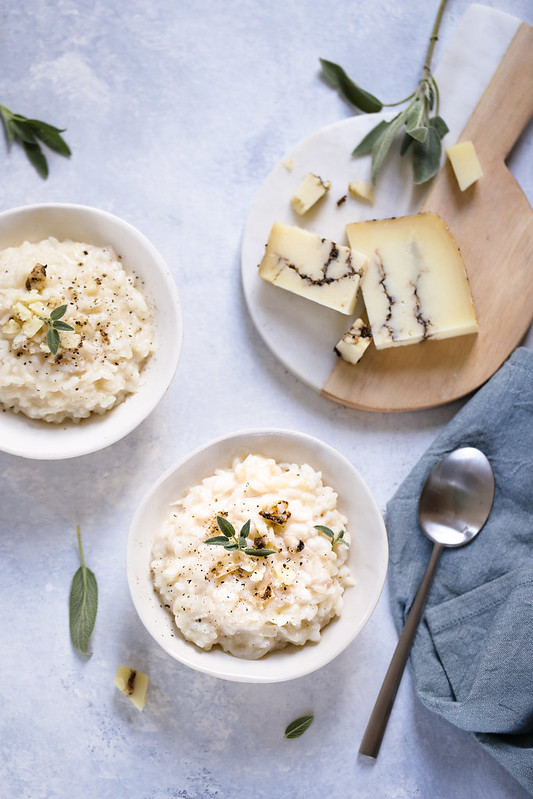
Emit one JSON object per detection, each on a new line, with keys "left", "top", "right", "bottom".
{"left": 21, "top": 316, "right": 45, "bottom": 339}
{"left": 334, "top": 318, "right": 372, "bottom": 365}
{"left": 346, "top": 212, "right": 478, "bottom": 349}
{"left": 2, "top": 319, "right": 21, "bottom": 337}
{"left": 348, "top": 181, "right": 374, "bottom": 205}
{"left": 114, "top": 665, "right": 149, "bottom": 711}
{"left": 258, "top": 221, "right": 367, "bottom": 314}
{"left": 291, "top": 173, "right": 331, "bottom": 215}
{"left": 446, "top": 141, "right": 483, "bottom": 191}
{"left": 282, "top": 157, "right": 294, "bottom": 171}
{"left": 12, "top": 301, "right": 33, "bottom": 322}
{"left": 273, "top": 562, "right": 296, "bottom": 585}
{"left": 60, "top": 330, "right": 82, "bottom": 350}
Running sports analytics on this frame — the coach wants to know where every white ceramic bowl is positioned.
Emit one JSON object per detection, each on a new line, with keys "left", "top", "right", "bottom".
{"left": 127, "top": 429, "right": 388, "bottom": 683}
{"left": 0, "top": 203, "right": 182, "bottom": 459}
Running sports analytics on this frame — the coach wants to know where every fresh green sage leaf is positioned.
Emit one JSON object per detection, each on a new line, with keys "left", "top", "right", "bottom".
{"left": 400, "top": 132, "right": 414, "bottom": 156}
{"left": 320, "top": 59, "right": 383, "bottom": 113}
{"left": 314, "top": 525, "right": 334, "bottom": 539}
{"left": 27, "top": 119, "right": 71, "bottom": 156}
{"left": 429, "top": 114, "right": 449, "bottom": 139}
{"left": 412, "top": 124, "right": 442, "bottom": 184}
{"left": 284, "top": 715, "right": 314, "bottom": 739}
{"left": 52, "top": 320, "right": 75, "bottom": 332}
{"left": 205, "top": 535, "right": 231, "bottom": 546}
{"left": 315, "top": 525, "right": 349, "bottom": 548}
{"left": 47, "top": 327, "right": 60, "bottom": 354}
{"left": 217, "top": 515, "right": 235, "bottom": 538}
{"left": 243, "top": 548, "right": 277, "bottom": 557}
{"left": 69, "top": 526, "right": 98, "bottom": 655}
{"left": 352, "top": 119, "right": 389, "bottom": 157}
{"left": 50, "top": 304, "right": 68, "bottom": 320}
{"left": 22, "top": 141, "right": 48, "bottom": 178}
{"left": 371, "top": 110, "right": 407, "bottom": 184}
{"left": 240, "top": 520, "right": 251, "bottom": 538}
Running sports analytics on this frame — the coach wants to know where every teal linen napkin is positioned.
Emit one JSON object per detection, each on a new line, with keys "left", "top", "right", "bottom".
{"left": 386, "top": 347, "right": 533, "bottom": 795}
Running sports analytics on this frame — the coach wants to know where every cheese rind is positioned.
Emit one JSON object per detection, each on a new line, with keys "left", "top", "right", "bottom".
{"left": 334, "top": 318, "right": 372, "bottom": 364}
{"left": 446, "top": 141, "right": 483, "bottom": 191}
{"left": 291, "top": 173, "right": 331, "bottom": 215}
{"left": 258, "top": 222, "right": 367, "bottom": 314}
{"left": 345, "top": 213, "right": 478, "bottom": 349}
{"left": 114, "top": 665, "right": 150, "bottom": 711}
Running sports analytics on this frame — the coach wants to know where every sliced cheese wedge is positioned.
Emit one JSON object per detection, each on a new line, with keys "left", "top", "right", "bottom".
{"left": 258, "top": 222, "right": 367, "bottom": 314}
{"left": 345, "top": 212, "right": 478, "bottom": 349}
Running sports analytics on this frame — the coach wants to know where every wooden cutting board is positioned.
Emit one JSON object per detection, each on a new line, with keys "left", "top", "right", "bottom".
{"left": 322, "top": 21, "right": 533, "bottom": 412}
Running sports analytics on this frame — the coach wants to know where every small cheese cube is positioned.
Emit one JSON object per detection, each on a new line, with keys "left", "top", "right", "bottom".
{"left": 334, "top": 318, "right": 372, "bottom": 365}
{"left": 346, "top": 212, "right": 478, "bottom": 349}
{"left": 28, "top": 301, "right": 48, "bottom": 317}
{"left": 291, "top": 173, "right": 331, "bottom": 215}
{"left": 446, "top": 141, "right": 483, "bottom": 191}
{"left": 21, "top": 316, "right": 45, "bottom": 339}
{"left": 348, "top": 181, "right": 374, "bottom": 205}
{"left": 60, "top": 331, "right": 82, "bottom": 350}
{"left": 258, "top": 222, "right": 367, "bottom": 315}
{"left": 12, "top": 302, "right": 33, "bottom": 322}
{"left": 114, "top": 665, "right": 149, "bottom": 711}
{"left": 2, "top": 319, "right": 21, "bottom": 337}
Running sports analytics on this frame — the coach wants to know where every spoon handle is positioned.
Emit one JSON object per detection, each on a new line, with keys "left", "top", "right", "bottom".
{"left": 359, "top": 541, "right": 444, "bottom": 759}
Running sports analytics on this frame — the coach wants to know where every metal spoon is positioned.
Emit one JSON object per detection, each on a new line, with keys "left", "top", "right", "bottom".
{"left": 359, "top": 446, "right": 495, "bottom": 759}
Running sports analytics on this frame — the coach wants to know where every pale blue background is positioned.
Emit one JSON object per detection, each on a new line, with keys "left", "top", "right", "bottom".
{"left": 0, "top": 1, "right": 532, "bottom": 798}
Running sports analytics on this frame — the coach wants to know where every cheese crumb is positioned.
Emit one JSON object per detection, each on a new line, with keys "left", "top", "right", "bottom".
{"left": 348, "top": 181, "right": 374, "bottom": 205}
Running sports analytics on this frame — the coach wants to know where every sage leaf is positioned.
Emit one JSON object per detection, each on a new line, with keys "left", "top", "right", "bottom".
{"left": 204, "top": 535, "right": 231, "bottom": 546}
{"left": 284, "top": 715, "right": 314, "bottom": 739}
{"left": 216, "top": 515, "right": 235, "bottom": 538}
{"left": 69, "top": 526, "right": 98, "bottom": 655}
{"left": 320, "top": 59, "right": 383, "bottom": 113}
{"left": 22, "top": 141, "right": 48, "bottom": 178}
{"left": 412, "top": 124, "right": 442, "bottom": 184}
{"left": 27, "top": 119, "right": 71, "bottom": 156}
{"left": 243, "top": 548, "right": 277, "bottom": 557}
{"left": 50, "top": 304, "right": 68, "bottom": 320}
{"left": 52, "top": 320, "right": 75, "bottom": 332}
{"left": 352, "top": 119, "right": 389, "bottom": 157}
{"left": 46, "top": 327, "right": 60, "bottom": 354}
{"left": 314, "top": 525, "right": 333, "bottom": 539}
{"left": 429, "top": 114, "right": 449, "bottom": 139}
{"left": 371, "top": 110, "right": 407, "bottom": 184}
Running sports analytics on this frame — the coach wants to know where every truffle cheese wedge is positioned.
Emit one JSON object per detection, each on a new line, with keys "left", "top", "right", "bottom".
{"left": 291, "top": 173, "right": 330, "bottom": 215}
{"left": 259, "top": 222, "right": 367, "bottom": 315}
{"left": 345, "top": 213, "right": 478, "bottom": 349}
{"left": 114, "top": 665, "right": 149, "bottom": 711}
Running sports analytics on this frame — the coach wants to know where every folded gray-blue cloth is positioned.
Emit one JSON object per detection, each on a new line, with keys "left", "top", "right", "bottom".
{"left": 386, "top": 347, "right": 533, "bottom": 795}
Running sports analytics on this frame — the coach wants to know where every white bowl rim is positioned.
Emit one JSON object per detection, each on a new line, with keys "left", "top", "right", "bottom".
{"left": 0, "top": 202, "right": 183, "bottom": 459}
{"left": 127, "top": 427, "right": 388, "bottom": 683}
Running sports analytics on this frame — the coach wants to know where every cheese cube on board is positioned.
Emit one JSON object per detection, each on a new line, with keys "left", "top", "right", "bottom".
{"left": 446, "top": 141, "right": 483, "bottom": 191}
{"left": 258, "top": 222, "right": 367, "bottom": 315}
{"left": 290, "top": 173, "right": 330, "bottom": 215}
{"left": 334, "top": 318, "right": 373, "bottom": 365}
{"left": 345, "top": 212, "right": 478, "bottom": 349}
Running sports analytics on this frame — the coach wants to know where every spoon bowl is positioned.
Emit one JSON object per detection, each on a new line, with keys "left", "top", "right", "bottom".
{"left": 359, "top": 446, "right": 495, "bottom": 759}
{"left": 419, "top": 446, "right": 495, "bottom": 547}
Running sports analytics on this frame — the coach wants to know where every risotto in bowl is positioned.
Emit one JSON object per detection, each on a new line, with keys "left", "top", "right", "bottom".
{"left": 0, "top": 203, "right": 182, "bottom": 459}
{"left": 127, "top": 429, "right": 388, "bottom": 682}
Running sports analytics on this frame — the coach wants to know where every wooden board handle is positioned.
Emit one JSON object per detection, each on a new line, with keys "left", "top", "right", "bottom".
{"left": 460, "top": 22, "right": 533, "bottom": 162}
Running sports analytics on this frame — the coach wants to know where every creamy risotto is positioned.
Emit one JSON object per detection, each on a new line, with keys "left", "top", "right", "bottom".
{"left": 151, "top": 454, "right": 354, "bottom": 659}
{"left": 0, "top": 237, "right": 154, "bottom": 422}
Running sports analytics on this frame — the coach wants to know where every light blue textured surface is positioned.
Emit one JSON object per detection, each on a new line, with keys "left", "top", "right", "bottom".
{"left": 0, "top": 2, "right": 532, "bottom": 798}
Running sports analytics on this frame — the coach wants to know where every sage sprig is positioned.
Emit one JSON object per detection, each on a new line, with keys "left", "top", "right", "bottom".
{"left": 69, "top": 526, "right": 98, "bottom": 655}
{"left": 39, "top": 304, "right": 74, "bottom": 355}
{"left": 315, "top": 525, "right": 349, "bottom": 548}
{"left": 0, "top": 104, "right": 71, "bottom": 178}
{"left": 284, "top": 715, "right": 314, "bottom": 739}
{"left": 320, "top": 0, "right": 449, "bottom": 184}
{"left": 204, "top": 515, "right": 277, "bottom": 558}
